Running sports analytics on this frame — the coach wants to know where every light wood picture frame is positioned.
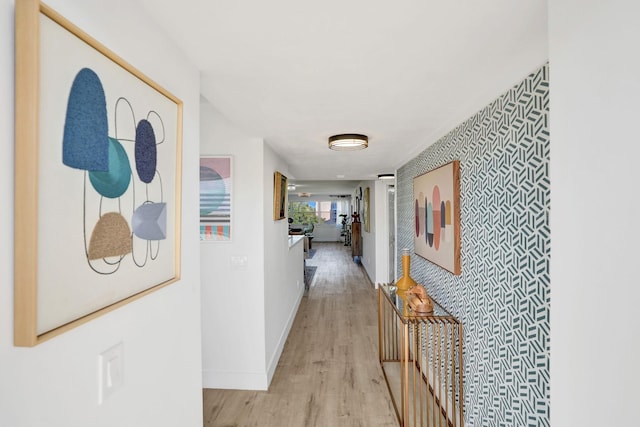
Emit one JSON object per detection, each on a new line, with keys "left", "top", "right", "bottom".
{"left": 413, "top": 161, "right": 461, "bottom": 275}
{"left": 14, "top": 0, "right": 183, "bottom": 346}
{"left": 200, "top": 156, "right": 232, "bottom": 242}
{"left": 273, "top": 171, "right": 288, "bottom": 220}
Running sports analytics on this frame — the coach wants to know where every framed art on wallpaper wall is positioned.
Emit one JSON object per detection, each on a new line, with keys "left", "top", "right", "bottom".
{"left": 413, "top": 161, "right": 461, "bottom": 275}
{"left": 273, "top": 171, "right": 288, "bottom": 220}
{"left": 14, "top": 0, "right": 183, "bottom": 346}
{"left": 200, "top": 156, "right": 232, "bottom": 242}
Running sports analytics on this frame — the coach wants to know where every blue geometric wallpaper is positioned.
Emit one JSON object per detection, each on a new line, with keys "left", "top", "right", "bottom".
{"left": 397, "top": 65, "right": 549, "bottom": 427}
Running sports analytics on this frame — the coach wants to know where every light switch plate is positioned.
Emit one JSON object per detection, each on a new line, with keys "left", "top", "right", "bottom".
{"left": 99, "top": 342, "right": 124, "bottom": 404}
{"left": 231, "top": 255, "right": 248, "bottom": 270}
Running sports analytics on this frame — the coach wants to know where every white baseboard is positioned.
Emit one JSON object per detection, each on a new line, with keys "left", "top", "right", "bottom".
{"left": 204, "top": 286, "right": 302, "bottom": 391}
{"left": 202, "top": 369, "right": 269, "bottom": 391}
{"left": 265, "top": 286, "right": 304, "bottom": 385}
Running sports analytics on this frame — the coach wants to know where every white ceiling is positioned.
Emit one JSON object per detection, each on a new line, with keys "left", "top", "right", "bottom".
{"left": 288, "top": 180, "right": 361, "bottom": 198}
{"left": 139, "top": 0, "right": 547, "bottom": 189}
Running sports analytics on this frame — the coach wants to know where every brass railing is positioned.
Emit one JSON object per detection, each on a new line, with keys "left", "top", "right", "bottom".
{"left": 378, "top": 285, "right": 464, "bottom": 427}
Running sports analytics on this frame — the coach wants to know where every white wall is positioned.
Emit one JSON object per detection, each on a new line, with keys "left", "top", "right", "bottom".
{"left": 263, "top": 143, "right": 304, "bottom": 383}
{"left": 374, "top": 180, "right": 391, "bottom": 285}
{"left": 549, "top": 1, "right": 640, "bottom": 425}
{"left": 200, "top": 101, "right": 302, "bottom": 390}
{"left": 0, "top": 1, "right": 203, "bottom": 426}
{"left": 308, "top": 222, "right": 341, "bottom": 242}
{"left": 359, "top": 180, "right": 391, "bottom": 286}
{"left": 360, "top": 181, "right": 376, "bottom": 282}
{"left": 200, "top": 100, "right": 268, "bottom": 389}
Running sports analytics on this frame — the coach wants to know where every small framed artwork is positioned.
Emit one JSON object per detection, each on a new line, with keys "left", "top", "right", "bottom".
{"left": 354, "top": 186, "right": 362, "bottom": 221}
{"left": 413, "top": 161, "right": 461, "bottom": 275}
{"left": 14, "top": 0, "right": 183, "bottom": 346}
{"left": 273, "top": 171, "right": 288, "bottom": 220}
{"left": 363, "top": 186, "right": 370, "bottom": 232}
{"left": 200, "top": 156, "right": 232, "bottom": 242}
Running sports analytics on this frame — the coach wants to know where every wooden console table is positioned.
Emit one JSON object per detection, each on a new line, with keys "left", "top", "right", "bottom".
{"left": 351, "top": 222, "right": 362, "bottom": 261}
{"left": 378, "top": 284, "right": 464, "bottom": 427}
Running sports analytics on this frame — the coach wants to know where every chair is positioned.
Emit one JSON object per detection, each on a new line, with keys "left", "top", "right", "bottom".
{"left": 303, "top": 223, "right": 314, "bottom": 249}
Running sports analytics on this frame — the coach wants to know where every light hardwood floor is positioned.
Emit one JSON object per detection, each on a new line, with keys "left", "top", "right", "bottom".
{"left": 202, "top": 242, "right": 398, "bottom": 427}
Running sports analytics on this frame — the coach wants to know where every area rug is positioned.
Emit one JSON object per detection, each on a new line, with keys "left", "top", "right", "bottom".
{"left": 305, "top": 266, "right": 317, "bottom": 286}
{"left": 307, "top": 249, "right": 317, "bottom": 259}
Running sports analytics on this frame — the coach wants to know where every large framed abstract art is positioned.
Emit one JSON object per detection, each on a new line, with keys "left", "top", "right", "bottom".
{"left": 14, "top": 0, "right": 183, "bottom": 346}
{"left": 200, "top": 156, "right": 232, "bottom": 242}
{"left": 413, "top": 161, "right": 461, "bottom": 275}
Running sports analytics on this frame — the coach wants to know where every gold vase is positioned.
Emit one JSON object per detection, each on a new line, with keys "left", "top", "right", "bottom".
{"left": 396, "top": 249, "right": 417, "bottom": 292}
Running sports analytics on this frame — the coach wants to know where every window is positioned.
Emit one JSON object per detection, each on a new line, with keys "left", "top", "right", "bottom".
{"left": 288, "top": 200, "right": 349, "bottom": 226}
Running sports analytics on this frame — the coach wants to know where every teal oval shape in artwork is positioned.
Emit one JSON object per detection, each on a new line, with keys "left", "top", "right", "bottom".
{"left": 62, "top": 68, "right": 109, "bottom": 171}
{"left": 89, "top": 137, "right": 132, "bottom": 198}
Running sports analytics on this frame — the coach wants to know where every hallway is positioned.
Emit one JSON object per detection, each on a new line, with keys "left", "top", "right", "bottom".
{"left": 202, "top": 242, "right": 398, "bottom": 426}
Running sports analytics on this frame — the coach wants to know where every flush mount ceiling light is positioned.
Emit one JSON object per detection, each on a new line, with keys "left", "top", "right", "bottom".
{"left": 328, "top": 134, "right": 368, "bottom": 151}
{"left": 378, "top": 173, "right": 395, "bottom": 180}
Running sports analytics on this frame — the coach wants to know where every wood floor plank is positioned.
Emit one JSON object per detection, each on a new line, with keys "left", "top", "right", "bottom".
{"left": 203, "top": 242, "right": 397, "bottom": 427}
